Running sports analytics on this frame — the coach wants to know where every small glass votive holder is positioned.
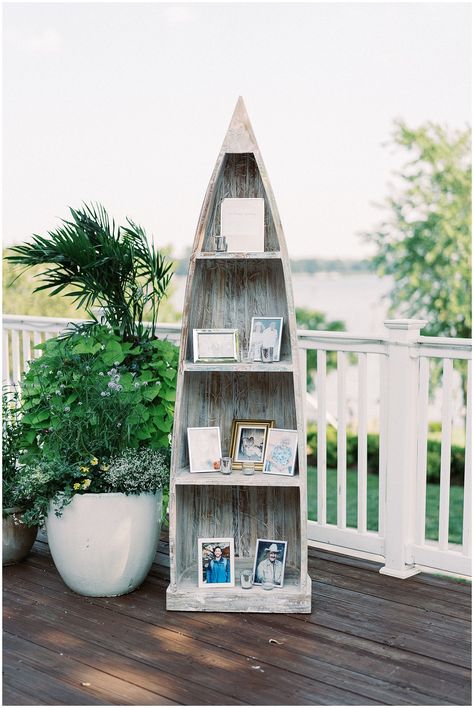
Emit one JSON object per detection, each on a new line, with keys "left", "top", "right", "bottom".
{"left": 240, "top": 570, "right": 253, "bottom": 589}
{"left": 214, "top": 235, "right": 228, "bottom": 252}
{"left": 253, "top": 344, "right": 262, "bottom": 362}
{"left": 262, "top": 346, "right": 274, "bottom": 363}
{"left": 220, "top": 456, "right": 232, "bottom": 475}
{"left": 262, "top": 581, "right": 274, "bottom": 590}
{"left": 242, "top": 462, "right": 255, "bottom": 476}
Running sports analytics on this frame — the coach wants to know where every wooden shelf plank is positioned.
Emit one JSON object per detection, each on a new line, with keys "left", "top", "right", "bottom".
{"left": 195, "top": 251, "right": 282, "bottom": 260}
{"left": 184, "top": 360, "right": 294, "bottom": 373}
{"left": 175, "top": 467, "right": 301, "bottom": 486}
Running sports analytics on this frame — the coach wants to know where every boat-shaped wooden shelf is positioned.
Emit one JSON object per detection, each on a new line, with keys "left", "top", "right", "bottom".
{"left": 167, "top": 97, "right": 312, "bottom": 613}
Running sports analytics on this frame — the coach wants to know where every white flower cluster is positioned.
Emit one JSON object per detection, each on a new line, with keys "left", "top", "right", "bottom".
{"left": 104, "top": 447, "right": 169, "bottom": 494}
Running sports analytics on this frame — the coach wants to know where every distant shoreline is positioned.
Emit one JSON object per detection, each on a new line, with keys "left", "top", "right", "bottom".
{"left": 173, "top": 257, "right": 372, "bottom": 276}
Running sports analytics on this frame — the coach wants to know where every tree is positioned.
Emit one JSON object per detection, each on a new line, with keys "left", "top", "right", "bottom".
{"left": 296, "top": 308, "right": 347, "bottom": 390}
{"left": 364, "top": 120, "right": 471, "bottom": 340}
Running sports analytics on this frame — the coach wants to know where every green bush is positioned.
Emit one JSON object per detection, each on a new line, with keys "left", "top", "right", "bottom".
{"left": 307, "top": 424, "right": 465, "bottom": 485}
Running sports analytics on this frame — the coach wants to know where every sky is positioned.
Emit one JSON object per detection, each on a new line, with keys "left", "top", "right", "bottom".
{"left": 2, "top": 1, "right": 471, "bottom": 259}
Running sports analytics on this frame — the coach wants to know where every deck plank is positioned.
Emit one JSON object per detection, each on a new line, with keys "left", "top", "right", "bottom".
{"left": 3, "top": 537, "right": 471, "bottom": 706}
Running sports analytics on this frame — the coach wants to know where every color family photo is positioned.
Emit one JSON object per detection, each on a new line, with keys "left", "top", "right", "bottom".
{"left": 198, "top": 538, "right": 235, "bottom": 588}
{"left": 263, "top": 428, "right": 298, "bottom": 476}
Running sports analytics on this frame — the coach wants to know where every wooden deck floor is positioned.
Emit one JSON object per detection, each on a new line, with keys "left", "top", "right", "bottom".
{"left": 3, "top": 534, "right": 471, "bottom": 706}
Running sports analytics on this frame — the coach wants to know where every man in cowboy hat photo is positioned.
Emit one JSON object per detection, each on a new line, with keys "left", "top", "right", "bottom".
{"left": 255, "top": 542, "right": 285, "bottom": 586}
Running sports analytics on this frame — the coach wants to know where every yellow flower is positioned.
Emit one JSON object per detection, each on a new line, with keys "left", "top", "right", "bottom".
{"left": 73, "top": 482, "right": 81, "bottom": 490}
{"left": 100, "top": 464, "right": 109, "bottom": 472}
{"left": 80, "top": 466, "right": 89, "bottom": 474}
{"left": 82, "top": 479, "right": 91, "bottom": 490}
{"left": 90, "top": 457, "right": 99, "bottom": 466}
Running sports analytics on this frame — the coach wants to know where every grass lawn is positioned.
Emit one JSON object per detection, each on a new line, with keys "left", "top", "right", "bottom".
{"left": 308, "top": 466, "right": 464, "bottom": 545}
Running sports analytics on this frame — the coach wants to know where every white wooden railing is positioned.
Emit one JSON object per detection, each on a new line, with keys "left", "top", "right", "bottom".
{"left": 3, "top": 314, "right": 472, "bottom": 578}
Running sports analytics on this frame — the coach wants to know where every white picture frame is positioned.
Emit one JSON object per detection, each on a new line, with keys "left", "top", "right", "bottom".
{"left": 193, "top": 328, "right": 239, "bottom": 363}
{"left": 252, "top": 539, "right": 288, "bottom": 587}
{"left": 187, "top": 426, "right": 222, "bottom": 473}
{"left": 263, "top": 428, "right": 298, "bottom": 476}
{"left": 248, "top": 317, "right": 283, "bottom": 362}
{"left": 221, "top": 197, "right": 265, "bottom": 252}
{"left": 198, "top": 537, "right": 235, "bottom": 588}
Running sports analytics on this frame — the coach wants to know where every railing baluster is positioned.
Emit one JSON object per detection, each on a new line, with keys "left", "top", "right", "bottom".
{"left": 357, "top": 353, "right": 368, "bottom": 533}
{"left": 415, "top": 356, "right": 430, "bottom": 546}
{"left": 33, "top": 330, "right": 42, "bottom": 357}
{"left": 378, "top": 354, "right": 388, "bottom": 537}
{"left": 317, "top": 349, "right": 327, "bottom": 525}
{"left": 462, "top": 360, "right": 471, "bottom": 557}
{"left": 22, "top": 330, "right": 31, "bottom": 371}
{"left": 11, "top": 330, "right": 20, "bottom": 385}
{"left": 439, "top": 358, "right": 453, "bottom": 551}
{"left": 3, "top": 329, "right": 11, "bottom": 385}
{"left": 337, "top": 351, "right": 347, "bottom": 529}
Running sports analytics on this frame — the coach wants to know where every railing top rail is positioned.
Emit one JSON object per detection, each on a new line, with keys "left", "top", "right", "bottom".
{"left": 418, "top": 335, "right": 472, "bottom": 350}
{"left": 2, "top": 314, "right": 182, "bottom": 333}
{"left": 3, "top": 315, "right": 472, "bottom": 354}
{"left": 296, "top": 328, "right": 387, "bottom": 344}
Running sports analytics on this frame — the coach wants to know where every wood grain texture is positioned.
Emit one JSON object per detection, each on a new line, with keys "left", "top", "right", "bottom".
{"left": 3, "top": 536, "right": 471, "bottom": 706}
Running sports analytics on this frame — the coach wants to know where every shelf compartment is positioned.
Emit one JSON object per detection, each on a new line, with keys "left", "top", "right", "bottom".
{"left": 173, "top": 485, "right": 302, "bottom": 586}
{"left": 185, "top": 258, "right": 291, "bottom": 362}
{"left": 175, "top": 371, "right": 298, "bottom": 471}
{"left": 202, "top": 153, "right": 280, "bottom": 252}
{"left": 167, "top": 556, "right": 311, "bottom": 613}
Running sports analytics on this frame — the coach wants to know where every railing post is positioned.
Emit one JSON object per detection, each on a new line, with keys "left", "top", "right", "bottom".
{"left": 380, "top": 318, "right": 427, "bottom": 578}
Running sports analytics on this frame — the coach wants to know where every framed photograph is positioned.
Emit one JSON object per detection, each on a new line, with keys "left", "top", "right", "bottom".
{"left": 193, "top": 328, "right": 239, "bottom": 363}
{"left": 248, "top": 317, "right": 283, "bottom": 362}
{"left": 187, "top": 426, "right": 222, "bottom": 473}
{"left": 263, "top": 428, "right": 298, "bottom": 476}
{"left": 198, "top": 538, "right": 235, "bottom": 588}
{"left": 230, "top": 419, "right": 274, "bottom": 470}
{"left": 252, "top": 539, "right": 288, "bottom": 587}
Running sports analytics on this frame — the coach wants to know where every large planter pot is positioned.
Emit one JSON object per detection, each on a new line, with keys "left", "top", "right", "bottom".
{"left": 45, "top": 491, "right": 163, "bottom": 597}
{"left": 3, "top": 507, "right": 38, "bottom": 566}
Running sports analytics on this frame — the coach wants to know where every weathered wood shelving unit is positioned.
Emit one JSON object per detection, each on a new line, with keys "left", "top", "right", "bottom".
{"left": 167, "top": 98, "right": 311, "bottom": 612}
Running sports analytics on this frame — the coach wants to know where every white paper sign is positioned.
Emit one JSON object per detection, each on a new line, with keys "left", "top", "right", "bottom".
{"left": 221, "top": 198, "right": 265, "bottom": 252}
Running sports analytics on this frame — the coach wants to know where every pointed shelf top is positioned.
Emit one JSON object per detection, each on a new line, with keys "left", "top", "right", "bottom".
{"left": 221, "top": 96, "right": 259, "bottom": 154}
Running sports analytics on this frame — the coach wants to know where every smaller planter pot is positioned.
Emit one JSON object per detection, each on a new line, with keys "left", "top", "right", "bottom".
{"left": 45, "top": 491, "right": 163, "bottom": 597}
{"left": 3, "top": 507, "right": 38, "bottom": 566}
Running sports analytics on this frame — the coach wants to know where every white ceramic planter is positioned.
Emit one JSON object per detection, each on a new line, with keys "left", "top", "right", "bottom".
{"left": 45, "top": 491, "right": 162, "bottom": 596}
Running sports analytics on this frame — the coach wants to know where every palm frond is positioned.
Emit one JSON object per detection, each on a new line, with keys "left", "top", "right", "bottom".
{"left": 5, "top": 203, "right": 173, "bottom": 340}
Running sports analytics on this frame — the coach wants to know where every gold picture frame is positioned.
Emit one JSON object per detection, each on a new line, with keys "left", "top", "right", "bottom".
{"left": 229, "top": 419, "right": 275, "bottom": 471}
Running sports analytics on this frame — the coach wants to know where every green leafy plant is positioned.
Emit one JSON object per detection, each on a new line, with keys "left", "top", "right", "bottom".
{"left": 16, "top": 326, "right": 178, "bottom": 525}
{"left": 6, "top": 203, "right": 174, "bottom": 340}
{"left": 20, "top": 326, "right": 178, "bottom": 462}
{"left": 2, "top": 387, "right": 29, "bottom": 511}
